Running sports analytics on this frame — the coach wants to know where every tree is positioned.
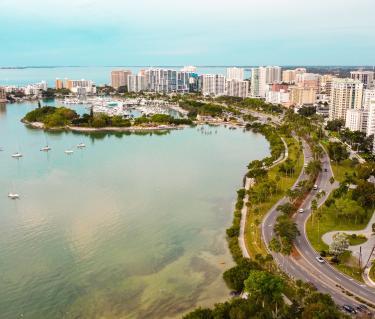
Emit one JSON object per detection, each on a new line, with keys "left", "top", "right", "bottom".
{"left": 329, "top": 232, "right": 349, "bottom": 257}
{"left": 183, "top": 308, "right": 213, "bottom": 319}
{"left": 326, "top": 119, "right": 344, "bottom": 132}
{"left": 327, "top": 142, "right": 349, "bottom": 163}
{"left": 352, "top": 181, "right": 375, "bottom": 209}
{"left": 276, "top": 202, "right": 295, "bottom": 215}
{"left": 244, "top": 270, "right": 284, "bottom": 310}
{"left": 222, "top": 259, "right": 260, "bottom": 292}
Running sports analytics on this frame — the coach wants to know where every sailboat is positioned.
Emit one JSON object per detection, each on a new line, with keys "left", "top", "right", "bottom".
{"left": 64, "top": 149, "right": 74, "bottom": 155}
{"left": 8, "top": 193, "right": 20, "bottom": 200}
{"left": 12, "top": 152, "right": 23, "bottom": 158}
{"left": 40, "top": 146, "right": 51, "bottom": 152}
{"left": 77, "top": 143, "right": 86, "bottom": 148}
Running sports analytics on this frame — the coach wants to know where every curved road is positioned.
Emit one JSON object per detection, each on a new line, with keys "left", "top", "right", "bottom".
{"left": 262, "top": 139, "right": 375, "bottom": 307}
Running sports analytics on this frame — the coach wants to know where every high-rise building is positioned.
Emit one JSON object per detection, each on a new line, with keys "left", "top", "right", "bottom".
{"left": 362, "top": 89, "right": 375, "bottom": 110}
{"left": 66, "top": 79, "right": 96, "bottom": 94}
{"left": 128, "top": 74, "right": 147, "bottom": 92}
{"left": 265, "top": 83, "right": 290, "bottom": 106}
{"left": 200, "top": 74, "right": 226, "bottom": 96}
{"left": 329, "top": 78, "right": 363, "bottom": 121}
{"left": 282, "top": 70, "right": 296, "bottom": 83}
{"left": 366, "top": 100, "right": 375, "bottom": 137}
{"left": 145, "top": 68, "right": 194, "bottom": 93}
{"left": 350, "top": 70, "right": 374, "bottom": 89}
{"left": 296, "top": 73, "right": 321, "bottom": 92}
{"left": 251, "top": 66, "right": 281, "bottom": 98}
{"left": 111, "top": 70, "right": 132, "bottom": 89}
{"left": 55, "top": 78, "right": 64, "bottom": 90}
{"left": 226, "top": 79, "right": 249, "bottom": 98}
{"left": 226, "top": 67, "right": 244, "bottom": 81}
{"left": 345, "top": 109, "right": 363, "bottom": 132}
{"left": 289, "top": 87, "right": 316, "bottom": 106}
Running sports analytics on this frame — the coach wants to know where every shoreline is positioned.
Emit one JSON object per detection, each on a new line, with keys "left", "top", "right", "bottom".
{"left": 22, "top": 119, "right": 187, "bottom": 132}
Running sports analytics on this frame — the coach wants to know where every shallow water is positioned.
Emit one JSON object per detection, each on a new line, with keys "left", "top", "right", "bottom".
{"left": 0, "top": 101, "right": 269, "bottom": 318}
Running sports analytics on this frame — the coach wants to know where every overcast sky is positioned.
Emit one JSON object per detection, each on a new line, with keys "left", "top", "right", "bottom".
{"left": 0, "top": 0, "right": 374, "bottom": 66}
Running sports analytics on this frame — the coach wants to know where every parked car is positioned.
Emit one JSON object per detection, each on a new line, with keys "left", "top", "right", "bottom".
{"left": 313, "top": 184, "right": 318, "bottom": 190}
{"left": 298, "top": 208, "right": 304, "bottom": 214}
{"left": 315, "top": 256, "right": 325, "bottom": 263}
{"left": 342, "top": 305, "right": 356, "bottom": 314}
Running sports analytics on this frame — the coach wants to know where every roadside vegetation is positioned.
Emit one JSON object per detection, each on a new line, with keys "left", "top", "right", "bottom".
{"left": 184, "top": 102, "right": 346, "bottom": 319}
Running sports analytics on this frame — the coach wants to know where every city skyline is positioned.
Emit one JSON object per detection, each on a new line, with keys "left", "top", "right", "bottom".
{"left": 1, "top": 0, "right": 374, "bottom": 66}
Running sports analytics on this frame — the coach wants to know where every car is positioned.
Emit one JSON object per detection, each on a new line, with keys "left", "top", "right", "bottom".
{"left": 356, "top": 304, "right": 372, "bottom": 315}
{"left": 315, "top": 256, "right": 325, "bottom": 263}
{"left": 313, "top": 184, "right": 318, "bottom": 190}
{"left": 304, "top": 164, "right": 308, "bottom": 168}
{"left": 324, "top": 168, "right": 328, "bottom": 172}
{"left": 342, "top": 305, "right": 356, "bottom": 314}
{"left": 298, "top": 208, "right": 304, "bottom": 214}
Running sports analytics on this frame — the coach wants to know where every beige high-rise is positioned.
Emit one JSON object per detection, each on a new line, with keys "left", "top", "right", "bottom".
{"left": 111, "top": 70, "right": 132, "bottom": 89}
{"left": 329, "top": 78, "right": 363, "bottom": 121}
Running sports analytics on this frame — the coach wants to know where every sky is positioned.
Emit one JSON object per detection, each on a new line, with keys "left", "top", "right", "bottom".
{"left": 0, "top": 0, "right": 374, "bottom": 66}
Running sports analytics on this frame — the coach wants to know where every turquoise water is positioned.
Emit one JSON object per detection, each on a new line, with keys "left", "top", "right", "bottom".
{"left": 0, "top": 101, "right": 269, "bottom": 318}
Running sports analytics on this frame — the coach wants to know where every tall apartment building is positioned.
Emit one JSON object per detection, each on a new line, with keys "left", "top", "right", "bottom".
{"left": 345, "top": 109, "right": 363, "bottom": 132}
{"left": 282, "top": 70, "right": 295, "bottom": 83}
{"left": 296, "top": 73, "right": 321, "bottom": 92}
{"left": 226, "top": 67, "right": 244, "bottom": 81}
{"left": 329, "top": 78, "right": 363, "bottom": 121}
{"left": 366, "top": 100, "right": 375, "bottom": 137}
{"left": 226, "top": 79, "right": 249, "bottom": 98}
{"left": 251, "top": 66, "right": 281, "bottom": 98}
{"left": 289, "top": 87, "right": 316, "bottom": 106}
{"left": 111, "top": 70, "right": 132, "bottom": 89}
{"left": 362, "top": 89, "right": 375, "bottom": 110}
{"left": 66, "top": 79, "right": 96, "bottom": 94}
{"left": 200, "top": 74, "right": 226, "bottom": 96}
{"left": 128, "top": 74, "right": 147, "bottom": 92}
{"left": 55, "top": 78, "right": 64, "bottom": 90}
{"left": 144, "top": 69, "right": 194, "bottom": 93}
{"left": 350, "top": 70, "right": 374, "bottom": 89}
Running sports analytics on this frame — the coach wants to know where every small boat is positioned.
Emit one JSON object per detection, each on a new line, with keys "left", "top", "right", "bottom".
{"left": 12, "top": 152, "right": 23, "bottom": 158}
{"left": 77, "top": 143, "right": 86, "bottom": 148}
{"left": 40, "top": 146, "right": 51, "bottom": 152}
{"left": 8, "top": 193, "right": 20, "bottom": 199}
{"left": 64, "top": 150, "right": 74, "bottom": 155}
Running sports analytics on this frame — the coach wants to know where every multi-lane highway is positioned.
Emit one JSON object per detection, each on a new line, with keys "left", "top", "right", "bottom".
{"left": 262, "top": 138, "right": 375, "bottom": 307}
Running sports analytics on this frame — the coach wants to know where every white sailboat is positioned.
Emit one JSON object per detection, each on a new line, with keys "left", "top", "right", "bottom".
{"left": 40, "top": 146, "right": 51, "bottom": 152}
{"left": 8, "top": 193, "right": 20, "bottom": 200}
{"left": 64, "top": 149, "right": 74, "bottom": 155}
{"left": 77, "top": 143, "right": 86, "bottom": 148}
{"left": 12, "top": 152, "right": 23, "bottom": 158}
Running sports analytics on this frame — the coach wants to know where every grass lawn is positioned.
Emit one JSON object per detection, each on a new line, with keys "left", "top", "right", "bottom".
{"left": 370, "top": 264, "right": 375, "bottom": 282}
{"left": 245, "top": 136, "right": 303, "bottom": 257}
{"left": 306, "top": 207, "right": 370, "bottom": 252}
{"left": 347, "top": 234, "right": 367, "bottom": 246}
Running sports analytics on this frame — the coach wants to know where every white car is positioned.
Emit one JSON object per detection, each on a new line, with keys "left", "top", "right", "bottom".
{"left": 298, "top": 208, "right": 304, "bottom": 214}
{"left": 313, "top": 184, "right": 318, "bottom": 190}
{"left": 316, "top": 256, "right": 325, "bottom": 263}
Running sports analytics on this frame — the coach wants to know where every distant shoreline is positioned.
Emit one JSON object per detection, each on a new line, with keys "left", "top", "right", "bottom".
{"left": 22, "top": 119, "right": 187, "bottom": 133}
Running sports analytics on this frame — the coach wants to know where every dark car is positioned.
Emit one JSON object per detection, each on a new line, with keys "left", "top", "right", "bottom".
{"left": 342, "top": 305, "right": 356, "bottom": 314}
{"left": 324, "top": 168, "right": 328, "bottom": 172}
{"left": 356, "top": 304, "right": 372, "bottom": 315}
